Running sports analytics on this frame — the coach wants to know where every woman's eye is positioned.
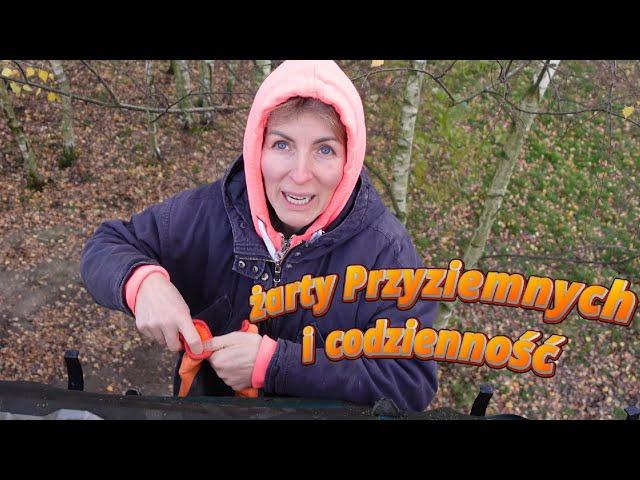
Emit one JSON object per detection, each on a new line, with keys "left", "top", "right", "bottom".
{"left": 274, "top": 140, "right": 288, "bottom": 150}
{"left": 319, "top": 145, "right": 334, "bottom": 155}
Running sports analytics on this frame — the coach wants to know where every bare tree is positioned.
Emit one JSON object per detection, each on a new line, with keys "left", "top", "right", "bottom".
{"left": 0, "top": 78, "right": 45, "bottom": 190}
{"left": 391, "top": 60, "right": 427, "bottom": 224}
{"left": 196, "top": 60, "right": 215, "bottom": 125}
{"left": 144, "top": 61, "right": 162, "bottom": 162}
{"left": 49, "top": 60, "right": 77, "bottom": 168}
{"left": 255, "top": 60, "right": 272, "bottom": 85}
{"left": 171, "top": 60, "right": 195, "bottom": 130}
{"left": 225, "top": 60, "right": 237, "bottom": 104}
{"left": 435, "top": 60, "right": 562, "bottom": 329}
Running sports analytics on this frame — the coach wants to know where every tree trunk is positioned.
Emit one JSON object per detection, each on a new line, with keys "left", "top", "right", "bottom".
{"left": 0, "top": 78, "right": 45, "bottom": 190}
{"left": 391, "top": 59, "right": 427, "bottom": 225}
{"left": 435, "top": 60, "right": 561, "bottom": 329}
{"left": 225, "top": 60, "right": 236, "bottom": 104}
{"left": 171, "top": 60, "right": 195, "bottom": 130}
{"left": 145, "top": 61, "right": 162, "bottom": 163}
{"left": 537, "top": 60, "right": 560, "bottom": 100}
{"left": 255, "top": 60, "right": 271, "bottom": 85}
{"left": 196, "top": 60, "right": 214, "bottom": 125}
{"left": 49, "top": 60, "right": 77, "bottom": 168}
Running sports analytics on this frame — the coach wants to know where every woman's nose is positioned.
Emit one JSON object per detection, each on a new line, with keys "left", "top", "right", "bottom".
{"left": 289, "top": 153, "right": 314, "bottom": 184}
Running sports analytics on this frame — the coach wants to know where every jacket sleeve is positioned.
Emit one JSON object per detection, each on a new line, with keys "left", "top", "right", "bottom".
{"left": 80, "top": 198, "right": 173, "bottom": 316}
{"left": 263, "top": 230, "right": 439, "bottom": 413}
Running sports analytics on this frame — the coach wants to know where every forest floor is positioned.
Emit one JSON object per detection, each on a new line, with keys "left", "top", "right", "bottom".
{"left": 0, "top": 61, "right": 248, "bottom": 397}
{"left": 1, "top": 60, "right": 638, "bottom": 419}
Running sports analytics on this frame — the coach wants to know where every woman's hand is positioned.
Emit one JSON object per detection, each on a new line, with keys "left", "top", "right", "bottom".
{"left": 134, "top": 272, "right": 203, "bottom": 354}
{"left": 204, "top": 332, "right": 262, "bottom": 391}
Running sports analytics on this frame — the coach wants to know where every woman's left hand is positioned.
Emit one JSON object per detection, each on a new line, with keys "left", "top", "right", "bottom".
{"left": 204, "top": 331, "right": 262, "bottom": 391}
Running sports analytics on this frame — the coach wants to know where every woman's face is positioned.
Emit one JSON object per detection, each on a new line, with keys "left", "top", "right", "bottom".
{"left": 261, "top": 112, "right": 346, "bottom": 237}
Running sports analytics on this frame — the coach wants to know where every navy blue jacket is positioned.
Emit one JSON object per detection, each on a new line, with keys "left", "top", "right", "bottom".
{"left": 80, "top": 156, "right": 438, "bottom": 411}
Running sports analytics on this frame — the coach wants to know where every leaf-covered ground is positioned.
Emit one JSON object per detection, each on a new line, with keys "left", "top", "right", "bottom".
{"left": 1, "top": 60, "right": 638, "bottom": 418}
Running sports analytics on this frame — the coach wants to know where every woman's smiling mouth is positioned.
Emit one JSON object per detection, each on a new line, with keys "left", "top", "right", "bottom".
{"left": 282, "top": 191, "right": 316, "bottom": 206}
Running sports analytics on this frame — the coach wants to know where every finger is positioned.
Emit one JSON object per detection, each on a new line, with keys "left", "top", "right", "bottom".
{"left": 163, "top": 328, "right": 183, "bottom": 352}
{"left": 135, "top": 318, "right": 150, "bottom": 336}
{"left": 208, "top": 332, "right": 244, "bottom": 351}
{"left": 208, "top": 350, "right": 224, "bottom": 370}
{"left": 150, "top": 328, "right": 165, "bottom": 345}
{"left": 230, "top": 381, "right": 248, "bottom": 391}
{"left": 137, "top": 326, "right": 154, "bottom": 341}
{"left": 209, "top": 348, "right": 236, "bottom": 372}
{"left": 178, "top": 319, "right": 203, "bottom": 355}
{"left": 202, "top": 338, "right": 216, "bottom": 352}
{"left": 240, "top": 320, "right": 259, "bottom": 334}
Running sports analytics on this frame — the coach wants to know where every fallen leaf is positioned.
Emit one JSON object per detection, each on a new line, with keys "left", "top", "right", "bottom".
{"left": 371, "top": 60, "right": 384, "bottom": 67}
{"left": 622, "top": 106, "right": 634, "bottom": 119}
{"left": 38, "top": 69, "right": 49, "bottom": 83}
{"left": 1, "top": 67, "right": 16, "bottom": 78}
{"left": 26, "top": 67, "right": 35, "bottom": 78}
{"left": 9, "top": 82, "right": 21, "bottom": 96}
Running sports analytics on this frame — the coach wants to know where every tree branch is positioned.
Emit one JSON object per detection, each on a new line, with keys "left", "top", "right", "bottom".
{"left": 453, "top": 61, "right": 531, "bottom": 105}
{"left": 351, "top": 67, "right": 458, "bottom": 105}
{"left": 483, "top": 89, "right": 640, "bottom": 128}
{"left": 0, "top": 74, "right": 248, "bottom": 115}
{"left": 80, "top": 60, "right": 121, "bottom": 105}
{"left": 364, "top": 159, "right": 402, "bottom": 218}
{"left": 481, "top": 252, "right": 640, "bottom": 267}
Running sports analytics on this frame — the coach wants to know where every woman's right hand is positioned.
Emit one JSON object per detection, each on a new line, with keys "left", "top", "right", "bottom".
{"left": 133, "top": 273, "right": 203, "bottom": 354}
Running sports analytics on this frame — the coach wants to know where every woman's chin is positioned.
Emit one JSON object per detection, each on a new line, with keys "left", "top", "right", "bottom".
{"left": 274, "top": 199, "right": 318, "bottom": 230}
{"left": 275, "top": 210, "right": 316, "bottom": 235}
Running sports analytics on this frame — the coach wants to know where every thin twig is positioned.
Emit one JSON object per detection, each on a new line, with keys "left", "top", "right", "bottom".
{"left": 151, "top": 90, "right": 195, "bottom": 123}
{"left": 482, "top": 89, "right": 640, "bottom": 128}
{"left": 352, "top": 67, "right": 458, "bottom": 105}
{"left": 0, "top": 74, "right": 248, "bottom": 115}
{"left": 80, "top": 60, "right": 121, "bottom": 105}
{"left": 481, "top": 252, "right": 640, "bottom": 267}
{"left": 435, "top": 60, "right": 458, "bottom": 79}
{"left": 454, "top": 61, "right": 530, "bottom": 105}
{"left": 10, "top": 61, "right": 28, "bottom": 82}
{"left": 364, "top": 159, "right": 402, "bottom": 217}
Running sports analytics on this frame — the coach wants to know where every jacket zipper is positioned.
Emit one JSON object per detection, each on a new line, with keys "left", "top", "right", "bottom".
{"left": 265, "top": 234, "right": 297, "bottom": 336}
{"left": 273, "top": 234, "right": 292, "bottom": 285}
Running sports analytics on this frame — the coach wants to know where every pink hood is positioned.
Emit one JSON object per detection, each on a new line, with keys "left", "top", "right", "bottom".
{"left": 242, "top": 60, "right": 366, "bottom": 259}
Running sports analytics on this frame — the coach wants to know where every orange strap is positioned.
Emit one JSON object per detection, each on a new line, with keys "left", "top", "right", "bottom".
{"left": 178, "top": 319, "right": 259, "bottom": 398}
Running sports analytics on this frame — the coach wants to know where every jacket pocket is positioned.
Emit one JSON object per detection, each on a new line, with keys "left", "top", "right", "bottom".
{"left": 193, "top": 295, "right": 233, "bottom": 336}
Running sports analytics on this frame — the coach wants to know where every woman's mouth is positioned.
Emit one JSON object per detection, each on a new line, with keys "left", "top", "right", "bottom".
{"left": 282, "top": 191, "right": 315, "bottom": 206}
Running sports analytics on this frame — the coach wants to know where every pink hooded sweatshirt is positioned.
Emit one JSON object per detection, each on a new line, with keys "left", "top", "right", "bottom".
{"left": 243, "top": 60, "right": 367, "bottom": 256}
{"left": 125, "top": 60, "right": 366, "bottom": 388}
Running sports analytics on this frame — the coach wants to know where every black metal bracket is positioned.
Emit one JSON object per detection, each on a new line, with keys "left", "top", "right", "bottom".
{"left": 470, "top": 383, "right": 493, "bottom": 417}
{"left": 64, "top": 350, "right": 84, "bottom": 391}
{"left": 624, "top": 405, "right": 639, "bottom": 420}
{"left": 372, "top": 398, "right": 405, "bottom": 419}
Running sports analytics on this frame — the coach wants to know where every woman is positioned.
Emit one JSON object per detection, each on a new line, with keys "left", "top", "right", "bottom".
{"left": 81, "top": 60, "right": 438, "bottom": 412}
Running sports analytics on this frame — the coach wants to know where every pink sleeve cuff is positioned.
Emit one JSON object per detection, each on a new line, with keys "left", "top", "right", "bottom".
{"left": 251, "top": 335, "right": 278, "bottom": 389}
{"left": 124, "top": 265, "right": 170, "bottom": 315}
